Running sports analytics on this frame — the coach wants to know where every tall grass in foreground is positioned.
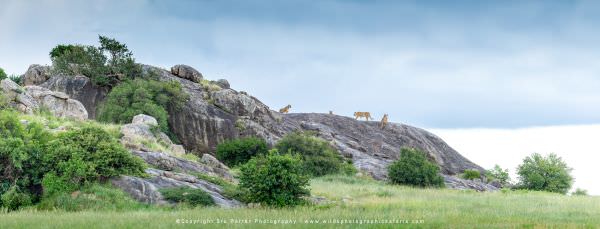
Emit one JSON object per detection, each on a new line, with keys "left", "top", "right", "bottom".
{"left": 1, "top": 175, "right": 599, "bottom": 228}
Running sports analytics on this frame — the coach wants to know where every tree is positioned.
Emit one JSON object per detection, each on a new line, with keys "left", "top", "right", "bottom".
{"left": 49, "top": 35, "right": 142, "bottom": 86}
{"left": 516, "top": 153, "right": 573, "bottom": 194}
{"left": 238, "top": 150, "right": 310, "bottom": 207}
{"left": 572, "top": 188, "right": 588, "bottom": 196}
{"left": 0, "top": 67, "right": 6, "bottom": 80}
{"left": 486, "top": 164, "right": 511, "bottom": 186}
{"left": 98, "top": 35, "right": 131, "bottom": 64}
{"left": 387, "top": 148, "right": 444, "bottom": 187}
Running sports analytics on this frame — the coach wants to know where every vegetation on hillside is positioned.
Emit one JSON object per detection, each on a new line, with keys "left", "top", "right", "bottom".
{"left": 486, "top": 164, "right": 511, "bottom": 186}
{"left": 461, "top": 169, "right": 481, "bottom": 180}
{"left": 97, "top": 78, "right": 188, "bottom": 134}
{"left": 159, "top": 187, "right": 215, "bottom": 207}
{"left": 275, "top": 131, "right": 348, "bottom": 177}
{"left": 0, "top": 67, "right": 6, "bottom": 80}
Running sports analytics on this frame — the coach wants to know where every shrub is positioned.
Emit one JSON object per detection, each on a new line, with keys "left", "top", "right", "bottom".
{"left": 215, "top": 137, "right": 268, "bottom": 167}
{"left": 275, "top": 131, "right": 344, "bottom": 177}
{"left": 239, "top": 150, "right": 310, "bottom": 207}
{"left": 98, "top": 79, "right": 188, "bottom": 133}
{"left": 160, "top": 187, "right": 215, "bottom": 207}
{"left": 8, "top": 75, "right": 22, "bottom": 85}
{"left": 388, "top": 148, "right": 444, "bottom": 188}
{"left": 0, "top": 110, "right": 52, "bottom": 207}
{"left": 50, "top": 36, "right": 142, "bottom": 87}
{"left": 462, "top": 169, "right": 481, "bottom": 180}
{"left": 0, "top": 67, "right": 6, "bottom": 80}
{"left": 43, "top": 126, "right": 146, "bottom": 194}
{"left": 1, "top": 186, "right": 32, "bottom": 211}
{"left": 516, "top": 153, "right": 573, "bottom": 194}
{"left": 572, "top": 188, "right": 588, "bottom": 196}
{"left": 486, "top": 164, "right": 511, "bottom": 185}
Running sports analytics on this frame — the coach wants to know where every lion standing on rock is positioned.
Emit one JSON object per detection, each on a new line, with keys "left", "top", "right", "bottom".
{"left": 279, "top": 105, "right": 291, "bottom": 113}
{"left": 354, "top": 112, "right": 372, "bottom": 121}
{"left": 380, "top": 114, "right": 389, "bottom": 129}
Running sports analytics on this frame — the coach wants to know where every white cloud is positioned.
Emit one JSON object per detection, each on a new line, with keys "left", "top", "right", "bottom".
{"left": 430, "top": 125, "right": 600, "bottom": 195}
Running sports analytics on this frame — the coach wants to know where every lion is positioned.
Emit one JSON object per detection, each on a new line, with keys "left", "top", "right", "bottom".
{"left": 380, "top": 114, "right": 389, "bottom": 129}
{"left": 279, "top": 104, "right": 291, "bottom": 113}
{"left": 354, "top": 112, "right": 372, "bottom": 121}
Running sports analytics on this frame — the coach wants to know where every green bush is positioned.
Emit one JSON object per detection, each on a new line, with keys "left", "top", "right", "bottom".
{"left": 43, "top": 126, "right": 146, "bottom": 194}
{"left": 98, "top": 78, "right": 188, "bottom": 133}
{"left": 1, "top": 186, "right": 32, "bottom": 211}
{"left": 0, "top": 110, "right": 147, "bottom": 210}
{"left": 160, "top": 187, "right": 215, "bottom": 207}
{"left": 8, "top": 75, "right": 22, "bottom": 85}
{"left": 462, "top": 169, "right": 481, "bottom": 180}
{"left": 516, "top": 153, "right": 573, "bottom": 194}
{"left": 486, "top": 164, "right": 511, "bottom": 185}
{"left": 0, "top": 110, "right": 52, "bottom": 208}
{"left": 0, "top": 67, "right": 6, "bottom": 80}
{"left": 275, "top": 131, "right": 344, "bottom": 177}
{"left": 572, "top": 188, "right": 588, "bottom": 196}
{"left": 50, "top": 36, "right": 142, "bottom": 87}
{"left": 216, "top": 137, "right": 268, "bottom": 167}
{"left": 239, "top": 150, "right": 310, "bottom": 207}
{"left": 387, "top": 148, "right": 444, "bottom": 188}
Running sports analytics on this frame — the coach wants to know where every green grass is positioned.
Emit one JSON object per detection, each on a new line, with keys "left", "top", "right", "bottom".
{"left": 1, "top": 175, "right": 598, "bottom": 228}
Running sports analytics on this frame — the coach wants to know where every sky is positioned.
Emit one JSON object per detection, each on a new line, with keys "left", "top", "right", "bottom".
{"left": 1, "top": 0, "right": 599, "bottom": 194}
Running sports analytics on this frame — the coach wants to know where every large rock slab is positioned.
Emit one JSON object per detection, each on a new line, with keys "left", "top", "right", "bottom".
{"left": 131, "top": 150, "right": 235, "bottom": 182}
{"left": 24, "top": 86, "right": 88, "bottom": 120}
{"left": 40, "top": 75, "right": 109, "bottom": 119}
{"left": 111, "top": 168, "right": 241, "bottom": 208}
{"left": 23, "top": 64, "right": 51, "bottom": 86}
{"left": 0, "top": 79, "right": 39, "bottom": 113}
{"left": 443, "top": 175, "right": 499, "bottom": 192}
{"left": 171, "top": 64, "right": 203, "bottom": 83}
{"left": 281, "top": 113, "right": 486, "bottom": 179}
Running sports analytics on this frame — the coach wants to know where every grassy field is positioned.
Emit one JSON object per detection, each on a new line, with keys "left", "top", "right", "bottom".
{"left": 1, "top": 175, "right": 598, "bottom": 228}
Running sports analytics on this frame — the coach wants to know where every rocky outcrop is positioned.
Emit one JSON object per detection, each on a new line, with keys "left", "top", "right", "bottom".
{"left": 213, "top": 79, "right": 230, "bottom": 89}
{"left": 120, "top": 114, "right": 186, "bottom": 156}
{"left": 19, "top": 63, "right": 491, "bottom": 191}
{"left": 140, "top": 65, "right": 484, "bottom": 186}
{"left": 23, "top": 64, "right": 51, "bottom": 86}
{"left": 24, "top": 86, "right": 88, "bottom": 120}
{"left": 171, "top": 64, "right": 203, "bottom": 83}
{"left": 40, "top": 75, "right": 109, "bottom": 119}
{"left": 131, "top": 150, "right": 235, "bottom": 182}
{"left": 443, "top": 175, "right": 499, "bottom": 192}
{"left": 1, "top": 79, "right": 38, "bottom": 113}
{"left": 1, "top": 79, "right": 88, "bottom": 120}
{"left": 111, "top": 175, "right": 166, "bottom": 205}
{"left": 111, "top": 168, "right": 241, "bottom": 208}
{"left": 282, "top": 113, "right": 485, "bottom": 179}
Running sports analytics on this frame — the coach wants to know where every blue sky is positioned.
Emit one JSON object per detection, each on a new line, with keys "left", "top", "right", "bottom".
{"left": 2, "top": 0, "right": 600, "bottom": 128}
